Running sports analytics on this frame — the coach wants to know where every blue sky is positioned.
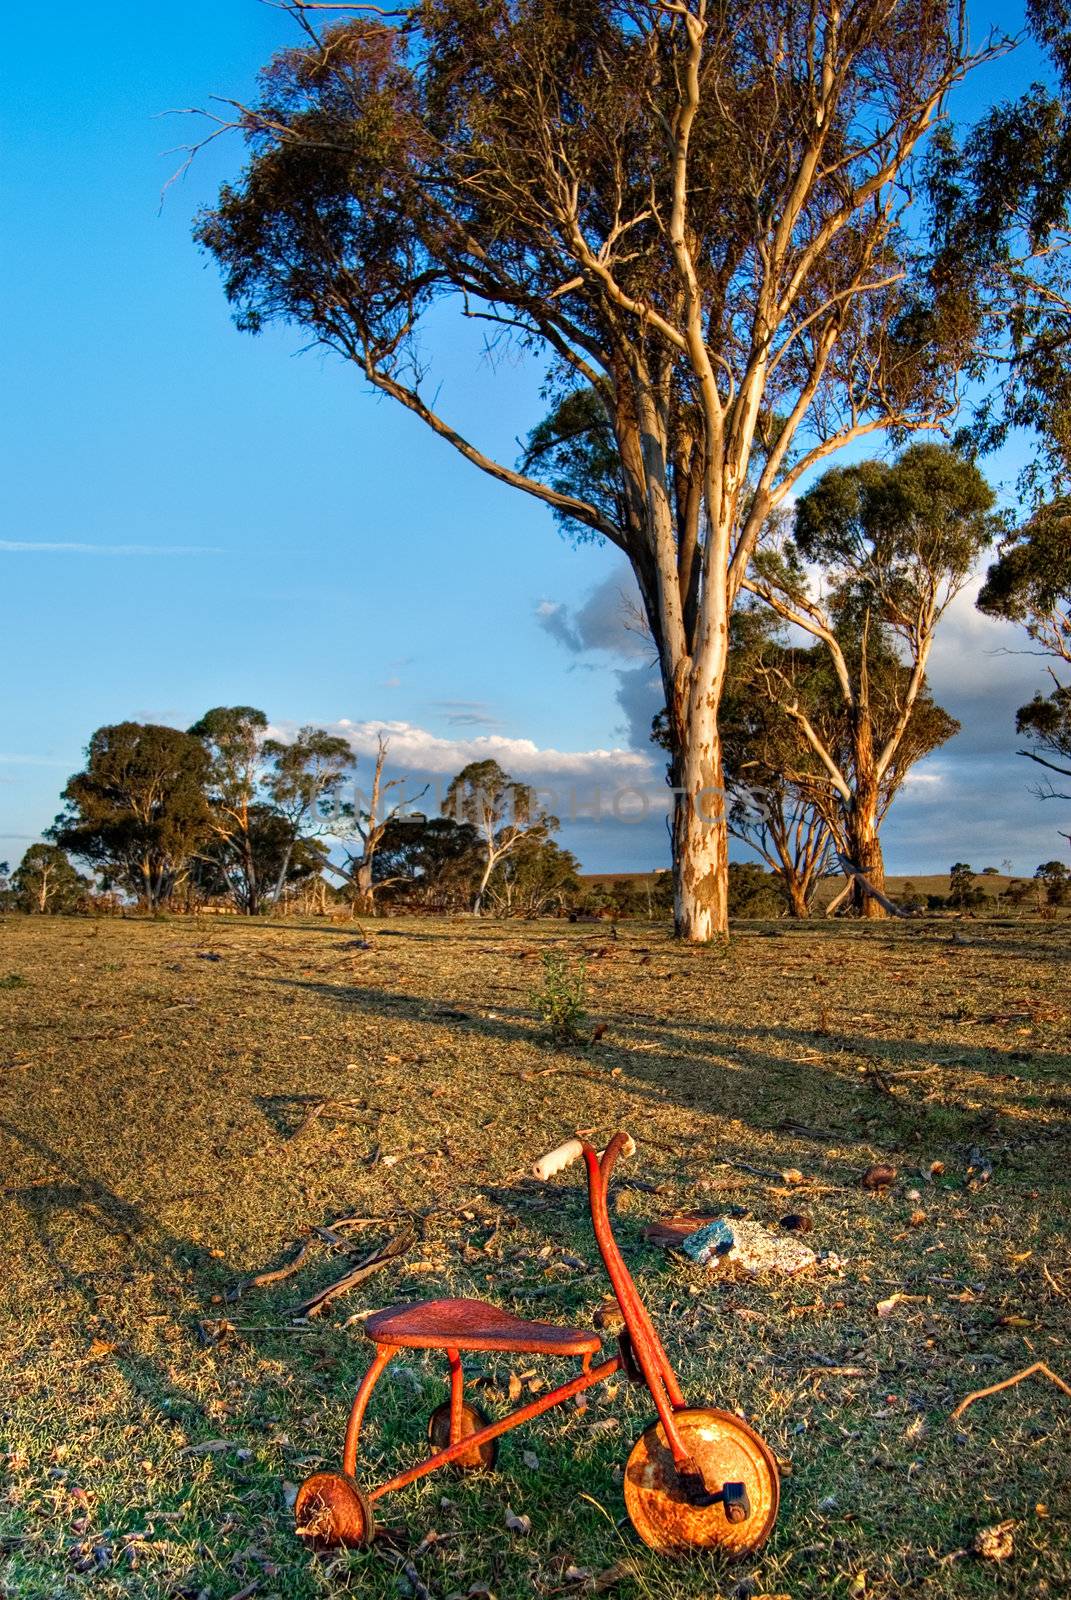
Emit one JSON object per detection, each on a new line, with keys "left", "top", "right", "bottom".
{"left": 2, "top": 3, "right": 1065, "bottom": 878}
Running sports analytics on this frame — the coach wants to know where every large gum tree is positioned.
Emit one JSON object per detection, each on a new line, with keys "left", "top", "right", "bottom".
{"left": 196, "top": 0, "right": 1001, "bottom": 939}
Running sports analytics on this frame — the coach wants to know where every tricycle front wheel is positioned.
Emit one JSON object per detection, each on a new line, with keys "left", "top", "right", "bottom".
{"left": 624, "top": 1407, "right": 779, "bottom": 1557}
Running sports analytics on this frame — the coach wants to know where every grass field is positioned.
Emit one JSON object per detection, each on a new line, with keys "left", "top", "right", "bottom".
{"left": 1, "top": 913, "right": 1069, "bottom": 1600}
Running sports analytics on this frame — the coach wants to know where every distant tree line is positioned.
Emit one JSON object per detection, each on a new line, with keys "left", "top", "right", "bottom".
{"left": 0, "top": 717, "right": 597, "bottom": 919}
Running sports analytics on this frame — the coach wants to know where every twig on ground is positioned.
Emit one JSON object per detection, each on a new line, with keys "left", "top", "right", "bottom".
{"left": 714, "top": 1159, "right": 786, "bottom": 1183}
{"left": 227, "top": 1574, "right": 262, "bottom": 1600}
{"left": 1042, "top": 1263, "right": 1068, "bottom": 1299}
{"left": 287, "top": 1229, "right": 415, "bottom": 1319}
{"left": 375, "top": 1550, "right": 432, "bottom": 1600}
{"left": 862, "top": 1061, "right": 899, "bottom": 1097}
{"left": 228, "top": 1238, "right": 314, "bottom": 1301}
{"left": 290, "top": 1100, "right": 329, "bottom": 1139}
{"left": 228, "top": 1579, "right": 262, "bottom": 1600}
{"left": 950, "top": 1361, "right": 1071, "bottom": 1421}
{"left": 324, "top": 1214, "right": 395, "bottom": 1229}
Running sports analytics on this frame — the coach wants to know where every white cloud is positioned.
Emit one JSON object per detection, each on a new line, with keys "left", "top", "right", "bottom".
{"left": 312, "top": 717, "right": 655, "bottom": 783}
{"left": 0, "top": 541, "right": 222, "bottom": 555}
{"left": 926, "top": 575, "right": 1043, "bottom": 707}
{"left": 537, "top": 561, "right": 650, "bottom": 660}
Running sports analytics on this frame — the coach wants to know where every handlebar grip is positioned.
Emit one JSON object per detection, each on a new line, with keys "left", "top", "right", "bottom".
{"left": 532, "top": 1137, "right": 585, "bottom": 1181}
{"left": 532, "top": 1132, "right": 636, "bottom": 1180}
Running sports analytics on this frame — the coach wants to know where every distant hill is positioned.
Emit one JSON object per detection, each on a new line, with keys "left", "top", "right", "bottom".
{"left": 579, "top": 869, "right": 1027, "bottom": 906}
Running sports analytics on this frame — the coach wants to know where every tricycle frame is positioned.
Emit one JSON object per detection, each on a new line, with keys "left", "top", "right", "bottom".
{"left": 297, "top": 1130, "right": 780, "bottom": 1556}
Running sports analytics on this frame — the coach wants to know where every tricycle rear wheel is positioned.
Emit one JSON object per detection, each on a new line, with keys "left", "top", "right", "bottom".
{"left": 426, "top": 1400, "right": 499, "bottom": 1472}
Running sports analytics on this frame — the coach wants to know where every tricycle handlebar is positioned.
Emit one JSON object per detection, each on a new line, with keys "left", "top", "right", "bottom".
{"left": 532, "top": 1137, "right": 584, "bottom": 1181}
{"left": 532, "top": 1131, "right": 635, "bottom": 1181}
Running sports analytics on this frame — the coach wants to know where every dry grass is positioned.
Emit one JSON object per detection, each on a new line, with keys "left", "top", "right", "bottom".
{"left": 579, "top": 870, "right": 1031, "bottom": 907}
{"left": 1, "top": 912, "right": 1069, "bottom": 1600}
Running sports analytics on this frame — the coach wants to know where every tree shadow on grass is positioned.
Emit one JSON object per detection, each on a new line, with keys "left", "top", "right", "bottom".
{"left": 260, "top": 974, "right": 1071, "bottom": 1168}
{"left": 0, "top": 1116, "right": 248, "bottom": 1456}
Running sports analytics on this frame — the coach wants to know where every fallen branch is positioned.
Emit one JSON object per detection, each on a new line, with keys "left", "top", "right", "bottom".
{"left": 835, "top": 853, "right": 911, "bottom": 919}
{"left": 289, "top": 1096, "right": 376, "bottom": 1140}
{"left": 290, "top": 1100, "right": 329, "bottom": 1139}
{"left": 950, "top": 1361, "right": 1071, "bottom": 1422}
{"left": 862, "top": 1061, "right": 899, "bottom": 1098}
{"left": 287, "top": 1229, "right": 415, "bottom": 1319}
{"left": 228, "top": 1238, "right": 315, "bottom": 1301}
{"left": 375, "top": 1550, "right": 432, "bottom": 1600}
{"left": 325, "top": 1214, "right": 395, "bottom": 1229}
{"left": 714, "top": 1158, "right": 786, "bottom": 1182}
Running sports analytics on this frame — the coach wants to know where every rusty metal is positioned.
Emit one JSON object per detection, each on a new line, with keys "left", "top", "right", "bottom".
{"left": 427, "top": 1397, "right": 499, "bottom": 1472}
{"left": 295, "top": 1129, "right": 782, "bottom": 1562}
{"left": 617, "top": 1329, "right": 646, "bottom": 1384}
{"left": 342, "top": 1342, "right": 394, "bottom": 1476}
{"left": 623, "top": 1407, "right": 780, "bottom": 1557}
{"left": 363, "top": 1297, "right": 601, "bottom": 1356}
{"left": 294, "top": 1471, "right": 374, "bottom": 1550}
{"left": 368, "top": 1354, "right": 623, "bottom": 1502}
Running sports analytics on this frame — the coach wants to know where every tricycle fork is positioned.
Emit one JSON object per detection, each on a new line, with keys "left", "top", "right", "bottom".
{"left": 583, "top": 1138, "right": 703, "bottom": 1487}
{"left": 342, "top": 1343, "right": 395, "bottom": 1476}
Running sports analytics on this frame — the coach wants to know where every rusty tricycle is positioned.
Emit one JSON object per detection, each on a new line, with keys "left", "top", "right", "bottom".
{"left": 295, "top": 1130, "right": 780, "bottom": 1557}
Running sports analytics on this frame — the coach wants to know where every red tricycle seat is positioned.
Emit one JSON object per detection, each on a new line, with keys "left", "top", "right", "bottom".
{"left": 364, "top": 1297, "right": 601, "bottom": 1357}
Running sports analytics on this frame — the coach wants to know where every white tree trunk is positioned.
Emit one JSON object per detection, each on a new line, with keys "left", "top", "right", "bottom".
{"left": 672, "top": 690, "right": 730, "bottom": 940}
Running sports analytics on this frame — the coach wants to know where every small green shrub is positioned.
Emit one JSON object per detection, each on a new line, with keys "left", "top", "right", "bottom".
{"left": 0, "top": 973, "right": 28, "bottom": 989}
{"left": 531, "top": 951, "right": 588, "bottom": 1044}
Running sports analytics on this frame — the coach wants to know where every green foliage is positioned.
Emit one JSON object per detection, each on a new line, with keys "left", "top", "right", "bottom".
{"left": 924, "top": 2, "right": 1071, "bottom": 496}
{"left": 196, "top": 5, "right": 997, "bottom": 935}
{"left": 1035, "top": 860, "right": 1070, "bottom": 907}
{"left": 265, "top": 726, "right": 354, "bottom": 822}
{"left": 189, "top": 807, "right": 328, "bottom": 903}
{"left": 444, "top": 760, "right": 539, "bottom": 835}
{"left": 978, "top": 499, "right": 1071, "bottom": 638}
{"left": 264, "top": 725, "right": 355, "bottom": 903}
{"left": 374, "top": 815, "right": 481, "bottom": 911}
{"left": 197, "top": 5, "right": 980, "bottom": 462}
{"left": 727, "top": 861, "right": 783, "bottom": 918}
{"left": 948, "top": 862, "right": 984, "bottom": 910}
{"left": 0, "top": 973, "right": 27, "bottom": 990}
{"left": 793, "top": 444, "right": 999, "bottom": 616}
{"left": 724, "top": 603, "right": 958, "bottom": 848}
{"left": 49, "top": 722, "right": 212, "bottom": 912}
{"left": 486, "top": 835, "right": 581, "bottom": 917}
{"left": 530, "top": 951, "right": 588, "bottom": 1046}
{"left": 186, "top": 710, "right": 354, "bottom": 912}
{"left": 520, "top": 387, "right": 624, "bottom": 547}
{"left": 189, "top": 706, "right": 271, "bottom": 913}
{"left": 10, "top": 844, "right": 90, "bottom": 915}
{"left": 443, "top": 760, "right": 554, "bottom": 912}
{"left": 977, "top": 500, "right": 1070, "bottom": 806}
{"left": 1016, "top": 683, "right": 1071, "bottom": 791}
